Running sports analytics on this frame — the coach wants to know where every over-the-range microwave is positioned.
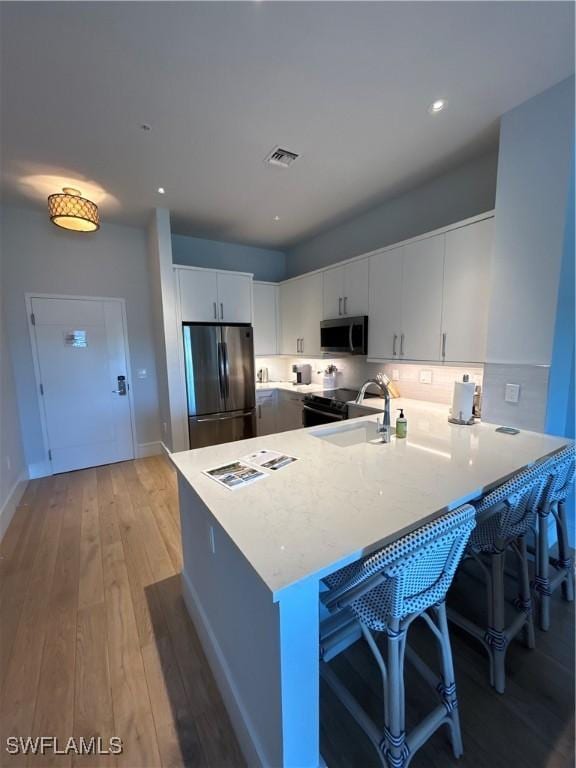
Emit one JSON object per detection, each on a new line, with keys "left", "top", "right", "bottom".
{"left": 320, "top": 316, "right": 368, "bottom": 355}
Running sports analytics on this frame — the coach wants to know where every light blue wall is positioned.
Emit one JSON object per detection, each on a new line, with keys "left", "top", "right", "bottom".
{"left": 285, "top": 149, "right": 498, "bottom": 277}
{"left": 172, "top": 234, "right": 286, "bottom": 282}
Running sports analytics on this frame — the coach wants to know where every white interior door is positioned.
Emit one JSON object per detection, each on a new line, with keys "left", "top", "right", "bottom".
{"left": 31, "top": 297, "right": 135, "bottom": 474}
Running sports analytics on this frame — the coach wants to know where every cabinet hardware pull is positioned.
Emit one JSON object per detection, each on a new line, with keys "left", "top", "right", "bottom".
{"left": 442, "top": 332, "right": 447, "bottom": 358}
{"left": 220, "top": 302, "right": 224, "bottom": 320}
{"left": 213, "top": 302, "right": 217, "bottom": 319}
{"left": 301, "top": 338, "right": 304, "bottom": 353}
{"left": 393, "top": 334, "right": 397, "bottom": 356}
{"left": 343, "top": 296, "right": 348, "bottom": 314}
{"left": 338, "top": 297, "right": 342, "bottom": 316}
{"left": 400, "top": 333, "right": 405, "bottom": 356}
{"left": 258, "top": 404, "right": 262, "bottom": 419}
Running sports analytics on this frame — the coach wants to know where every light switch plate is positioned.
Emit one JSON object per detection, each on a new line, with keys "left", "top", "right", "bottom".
{"left": 392, "top": 369, "right": 400, "bottom": 381}
{"left": 504, "top": 383, "right": 521, "bottom": 404}
{"left": 419, "top": 370, "right": 433, "bottom": 385}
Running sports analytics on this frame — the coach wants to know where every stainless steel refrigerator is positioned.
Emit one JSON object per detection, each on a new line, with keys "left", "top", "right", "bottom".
{"left": 183, "top": 324, "right": 256, "bottom": 449}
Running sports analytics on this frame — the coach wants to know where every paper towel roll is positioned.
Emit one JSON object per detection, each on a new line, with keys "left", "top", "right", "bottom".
{"left": 451, "top": 380, "right": 475, "bottom": 423}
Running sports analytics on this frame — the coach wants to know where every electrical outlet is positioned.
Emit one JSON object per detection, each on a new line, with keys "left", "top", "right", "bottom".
{"left": 392, "top": 369, "right": 400, "bottom": 381}
{"left": 162, "top": 421, "right": 168, "bottom": 436}
{"left": 6, "top": 455, "right": 11, "bottom": 472}
{"left": 419, "top": 370, "right": 433, "bottom": 385}
{"left": 504, "top": 383, "right": 521, "bottom": 404}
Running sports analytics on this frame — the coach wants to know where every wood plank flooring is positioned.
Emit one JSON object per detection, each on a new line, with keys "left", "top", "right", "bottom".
{"left": 1, "top": 456, "right": 574, "bottom": 767}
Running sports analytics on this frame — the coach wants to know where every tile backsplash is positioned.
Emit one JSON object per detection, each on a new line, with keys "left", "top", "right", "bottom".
{"left": 255, "top": 356, "right": 483, "bottom": 406}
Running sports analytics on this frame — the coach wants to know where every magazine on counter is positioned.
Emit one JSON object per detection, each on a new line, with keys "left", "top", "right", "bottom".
{"left": 240, "top": 449, "right": 298, "bottom": 471}
{"left": 203, "top": 461, "right": 267, "bottom": 491}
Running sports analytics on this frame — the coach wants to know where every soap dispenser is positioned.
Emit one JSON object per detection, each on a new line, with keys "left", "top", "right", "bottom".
{"left": 396, "top": 408, "right": 407, "bottom": 439}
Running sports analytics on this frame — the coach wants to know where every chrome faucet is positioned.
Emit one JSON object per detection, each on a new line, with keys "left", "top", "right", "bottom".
{"left": 355, "top": 374, "right": 392, "bottom": 443}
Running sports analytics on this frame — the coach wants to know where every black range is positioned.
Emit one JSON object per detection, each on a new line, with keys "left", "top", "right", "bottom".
{"left": 302, "top": 388, "right": 378, "bottom": 427}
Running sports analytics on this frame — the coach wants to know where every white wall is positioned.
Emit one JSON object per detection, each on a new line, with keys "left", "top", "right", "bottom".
{"left": 1, "top": 205, "right": 161, "bottom": 474}
{"left": 0, "top": 242, "right": 27, "bottom": 538}
{"left": 286, "top": 150, "right": 498, "bottom": 277}
{"left": 482, "top": 77, "right": 574, "bottom": 431}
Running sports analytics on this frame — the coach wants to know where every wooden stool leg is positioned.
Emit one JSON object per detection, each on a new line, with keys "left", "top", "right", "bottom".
{"left": 536, "top": 508, "right": 552, "bottom": 630}
{"left": 556, "top": 500, "right": 575, "bottom": 602}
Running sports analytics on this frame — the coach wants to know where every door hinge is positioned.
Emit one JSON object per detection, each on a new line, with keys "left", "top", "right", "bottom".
{"left": 48, "top": 449, "right": 52, "bottom": 461}
{"left": 40, "top": 383, "right": 44, "bottom": 396}
{"left": 30, "top": 312, "right": 36, "bottom": 326}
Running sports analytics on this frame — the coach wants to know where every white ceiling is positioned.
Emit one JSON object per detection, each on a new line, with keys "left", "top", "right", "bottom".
{"left": 1, "top": 1, "right": 573, "bottom": 249}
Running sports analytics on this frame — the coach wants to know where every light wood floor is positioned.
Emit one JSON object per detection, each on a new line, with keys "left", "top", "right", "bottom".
{"left": 1, "top": 457, "right": 574, "bottom": 768}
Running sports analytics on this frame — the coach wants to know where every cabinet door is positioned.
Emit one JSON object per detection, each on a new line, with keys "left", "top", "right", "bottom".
{"left": 276, "top": 391, "right": 304, "bottom": 432}
{"left": 217, "top": 273, "right": 252, "bottom": 323}
{"left": 253, "top": 283, "right": 278, "bottom": 355}
{"left": 401, "top": 235, "right": 444, "bottom": 361}
{"left": 299, "top": 272, "right": 323, "bottom": 356}
{"left": 279, "top": 280, "right": 300, "bottom": 354}
{"left": 256, "top": 391, "right": 277, "bottom": 436}
{"left": 343, "top": 260, "right": 369, "bottom": 316}
{"left": 367, "top": 247, "right": 403, "bottom": 358}
{"left": 322, "top": 266, "right": 345, "bottom": 319}
{"left": 442, "top": 218, "right": 493, "bottom": 362}
{"left": 178, "top": 269, "right": 219, "bottom": 322}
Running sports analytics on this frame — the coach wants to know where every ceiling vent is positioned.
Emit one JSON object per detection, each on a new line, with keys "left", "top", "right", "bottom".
{"left": 265, "top": 146, "right": 300, "bottom": 168}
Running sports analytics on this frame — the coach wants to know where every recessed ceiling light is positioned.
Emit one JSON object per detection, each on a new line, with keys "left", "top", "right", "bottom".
{"left": 428, "top": 99, "right": 447, "bottom": 114}
{"left": 157, "top": 187, "right": 165, "bottom": 194}
{"left": 273, "top": 215, "right": 280, "bottom": 221}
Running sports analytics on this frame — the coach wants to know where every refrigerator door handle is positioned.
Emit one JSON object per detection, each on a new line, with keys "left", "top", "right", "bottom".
{"left": 217, "top": 342, "right": 226, "bottom": 400}
{"left": 194, "top": 411, "right": 254, "bottom": 423}
{"left": 222, "top": 342, "right": 231, "bottom": 398}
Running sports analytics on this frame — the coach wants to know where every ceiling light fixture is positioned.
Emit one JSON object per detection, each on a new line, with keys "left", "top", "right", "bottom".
{"left": 428, "top": 99, "right": 447, "bottom": 114}
{"left": 47, "top": 187, "right": 100, "bottom": 232}
{"left": 273, "top": 215, "right": 280, "bottom": 221}
{"left": 157, "top": 187, "right": 165, "bottom": 194}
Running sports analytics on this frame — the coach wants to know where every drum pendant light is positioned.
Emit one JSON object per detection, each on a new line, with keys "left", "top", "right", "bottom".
{"left": 47, "top": 187, "right": 100, "bottom": 232}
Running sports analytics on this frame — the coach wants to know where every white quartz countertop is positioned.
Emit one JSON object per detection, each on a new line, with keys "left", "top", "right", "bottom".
{"left": 170, "top": 398, "right": 569, "bottom": 599}
{"left": 255, "top": 381, "right": 331, "bottom": 394}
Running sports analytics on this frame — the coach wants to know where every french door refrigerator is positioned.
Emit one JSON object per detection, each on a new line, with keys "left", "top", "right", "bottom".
{"left": 183, "top": 323, "right": 256, "bottom": 449}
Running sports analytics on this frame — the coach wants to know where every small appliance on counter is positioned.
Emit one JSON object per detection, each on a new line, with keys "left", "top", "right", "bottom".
{"left": 449, "top": 374, "right": 476, "bottom": 425}
{"left": 292, "top": 363, "right": 312, "bottom": 385}
{"left": 256, "top": 366, "right": 269, "bottom": 383}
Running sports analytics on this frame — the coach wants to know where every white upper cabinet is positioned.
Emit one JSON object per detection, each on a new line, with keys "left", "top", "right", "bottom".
{"left": 217, "top": 272, "right": 252, "bottom": 323}
{"left": 400, "top": 235, "right": 445, "bottom": 361}
{"left": 323, "top": 260, "right": 369, "bottom": 319}
{"left": 368, "top": 246, "right": 403, "bottom": 359}
{"left": 253, "top": 282, "right": 278, "bottom": 356}
{"left": 279, "top": 272, "right": 322, "bottom": 355}
{"left": 177, "top": 267, "right": 252, "bottom": 324}
{"left": 178, "top": 268, "right": 219, "bottom": 322}
{"left": 442, "top": 218, "right": 494, "bottom": 362}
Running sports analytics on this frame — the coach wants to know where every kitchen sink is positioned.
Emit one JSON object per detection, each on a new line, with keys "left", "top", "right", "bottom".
{"left": 310, "top": 420, "right": 395, "bottom": 447}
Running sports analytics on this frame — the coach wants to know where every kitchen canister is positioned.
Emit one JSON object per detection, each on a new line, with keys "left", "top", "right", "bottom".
{"left": 449, "top": 374, "right": 476, "bottom": 425}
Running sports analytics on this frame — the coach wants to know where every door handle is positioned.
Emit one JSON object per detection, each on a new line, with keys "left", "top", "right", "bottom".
{"left": 220, "top": 302, "right": 224, "bottom": 320}
{"left": 112, "top": 375, "right": 128, "bottom": 395}
{"left": 222, "top": 342, "right": 230, "bottom": 398}
{"left": 338, "top": 297, "right": 342, "bottom": 316}
{"left": 400, "top": 333, "right": 405, "bottom": 356}
{"left": 343, "top": 297, "right": 348, "bottom": 315}
{"left": 442, "top": 332, "right": 447, "bottom": 358}
{"left": 217, "top": 343, "right": 226, "bottom": 399}
{"left": 392, "top": 334, "right": 398, "bottom": 357}
{"left": 213, "top": 302, "right": 217, "bottom": 320}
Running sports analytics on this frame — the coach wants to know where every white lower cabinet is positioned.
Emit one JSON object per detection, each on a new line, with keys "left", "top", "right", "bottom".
{"left": 279, "top": 273, "right": 322, "bottom": 355}
{"left": 276, "top": 390, "right": 305, "bottom": 432}
{"left": 256, "top": 390, "right": 278, "bottom": 436}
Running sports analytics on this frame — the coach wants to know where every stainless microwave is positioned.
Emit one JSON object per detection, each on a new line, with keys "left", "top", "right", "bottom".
{"left": 320, "top": 316, "right": 368, "bottom": 355}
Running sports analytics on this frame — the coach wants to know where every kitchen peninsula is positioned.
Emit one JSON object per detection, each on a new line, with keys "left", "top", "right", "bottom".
{"left": 170, "top": 400, "right": 569, "bottom": 767}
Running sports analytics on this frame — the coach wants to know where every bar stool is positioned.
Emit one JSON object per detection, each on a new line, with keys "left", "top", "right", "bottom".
{"left": 319, "top": 504, "right": 476, "bottom": 768}
{"left": 447, "top": 461, "right": 548, "bottom": 694}
{"left": 534, "top": 444, "right": 575, "bottom": 631}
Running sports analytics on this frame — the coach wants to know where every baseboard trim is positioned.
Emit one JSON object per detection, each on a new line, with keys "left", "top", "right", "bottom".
{"left": 160, "top": 441, "right": 171, "bottom": 456}
{"left": 0, "top": 471, "right": 28, "bottom": 543}
{"left": 136, "top": 441, "right": 164, "bottom": 458}
{"left": 181, "top": 570, "right": 267, "bottom": 768}
{"left": 28, "top": 461, "right": 51, "bottom": 479}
